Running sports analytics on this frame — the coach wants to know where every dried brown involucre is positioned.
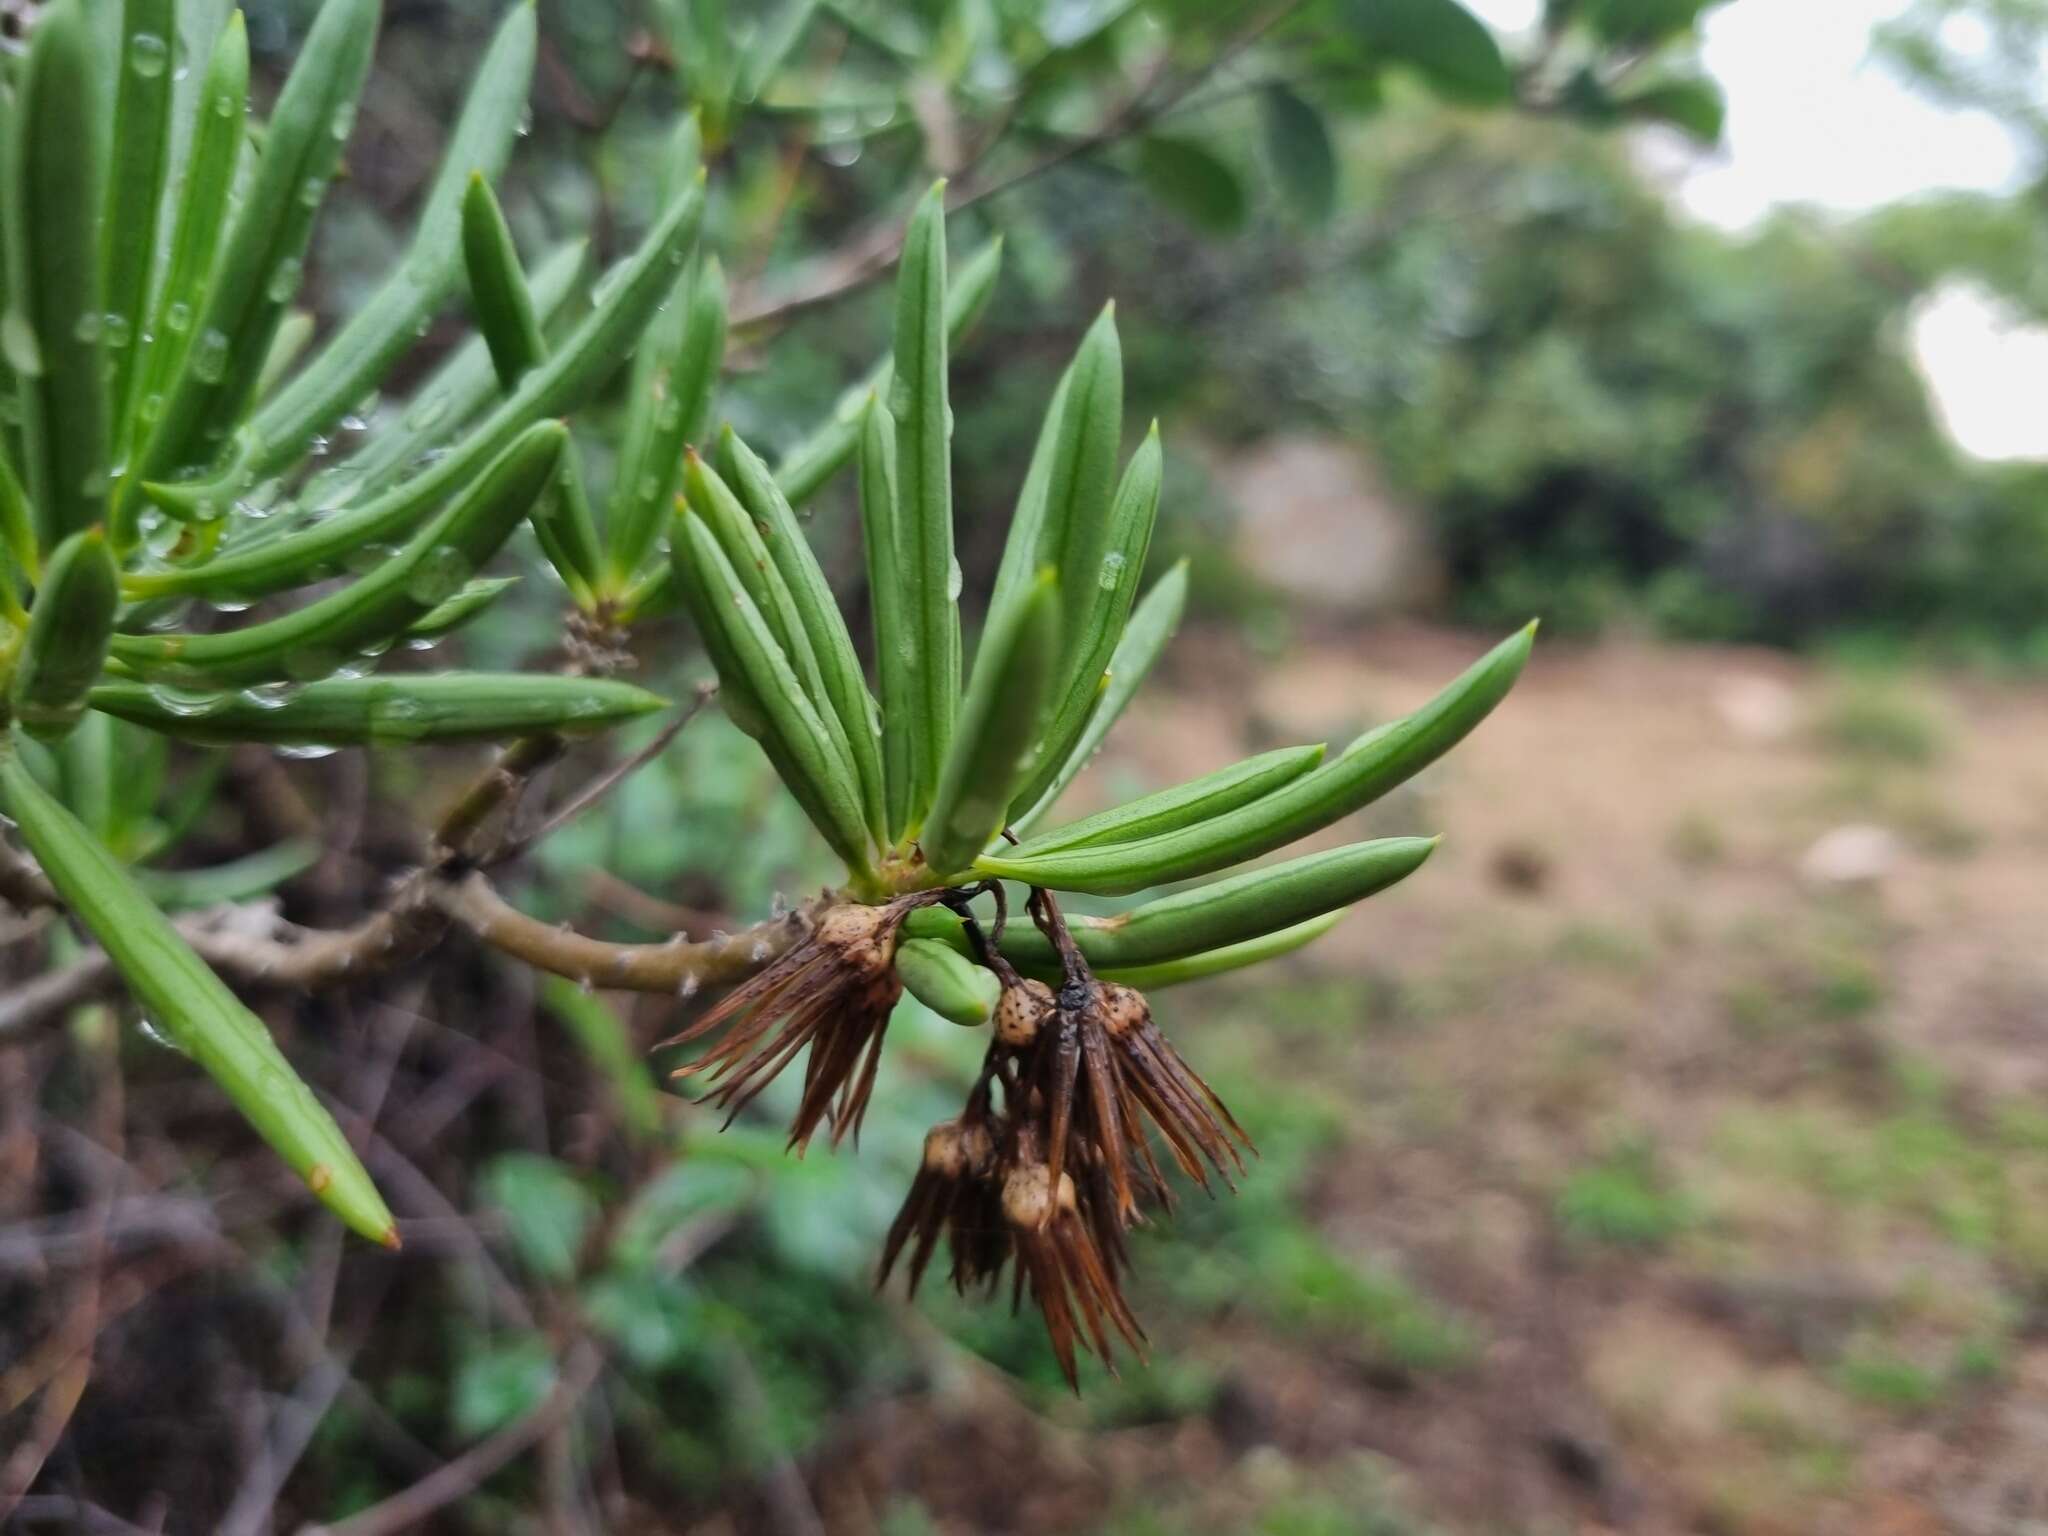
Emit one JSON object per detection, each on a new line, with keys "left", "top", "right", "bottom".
{"left": 663, "top": 898, "right": 923, "bottom": 1149}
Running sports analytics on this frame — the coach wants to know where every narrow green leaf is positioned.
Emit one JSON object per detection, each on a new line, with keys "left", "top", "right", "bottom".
{"left": 130, "top": 0, "right": 380, "bottom": 491}
{"left": 1261, "top": 85, "right": 1338, "bottom": 223}
{"left": 254, "top": 310, "right": 316, "bottom": 402}
{"left": 122, "top": 11, "right": 248, "bottom": 505}
{"left": 13, "top": 530, "right": 119, "bottom": 741}
{"left": 858, "top": 394, "right": 913, "bottom": 841}
{"left": 979, "top": 624, "right": 1535, "bottom": 894}
{"left": 0, "top": 747, "right": 397, "bottom": 1245}
{"left": 0, "top": 453, "right": 37, "bottom": 611}
{"left": 204, "top": 0, "right": 539, "bottom": 489}
{"left": 889, "top": 182, "right": 958, "bottom": 826}
{"left": 1135, "top": 135, "right": 1248, "bottom": 233}
{"left": 137, "top": 838, "right": 321, "bottom": 911}
{"left": 462, "top": 174, "right": 547, "bottom": 391}
{"left": 921, "top": 569, "right": 1060, "bottom": 879}
{"left": 103, "top": 0, "right": 179, "bottom": 438}
{"left": 540, "top": 975, "right": 663, "bottom": 1140}
{"left": 771, "top": 236, "right": 1003, "bottom": 508}
{"left": 132, "top": 178, "right": 702, "bottom": 601}
{"left": 1009, "top": 418, "right": 1158, "bottom": 814}
{"left": 716, "top": 426, "right": 887, "bottom": 846}
{"left": 894, "top": 936, "right": 999, "bottom": 1026}
{"left": 4, "top": 0, "right": 111, "bottom": 545}
{"left": 405, "top": 576, "right": 520, "bottom": 641}
{"left": 1016, "top": 743, "right": 1327, "bottom": 857}
{"left": 1100, "top": 912, "right": 1345, "bottom": 991}
{"left": 671, "top": 509, "right": 873, "bottom": 874}
{"left": 297, "top": 241, "right": 586, "bottom": 514}
{"left": 91, "top": 669, "right": 667, "bottom": 746}
{"left": 113, "top": 422, "right": 566, "bottom": 687}
{"left": 1010, "top": 558, "right": 1187, "bottom": 836}
{"left": 604, "top": 255, "right": 728, "bottom": 586}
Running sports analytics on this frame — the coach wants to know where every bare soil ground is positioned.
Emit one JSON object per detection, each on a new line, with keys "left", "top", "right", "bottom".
{"left": 761, "top": 625, "right": 2048, "bottom": 1536}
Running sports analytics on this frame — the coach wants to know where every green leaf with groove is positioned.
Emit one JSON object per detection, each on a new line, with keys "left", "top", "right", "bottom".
{"left": 605, "top": 255, "right": 728, "bottom": 587}
{"left": 859, "top": 394, "right": 914, "bottom": 842}
{"left": 1017, "top": 743, "right": 1327, "bottom": 857}
{"left": 91, "top": 671, "right": 665, "bottom": 746}
{"left": 1010, "top": 559, "right": 1187, "bottom": 835}
{"left": 671, "top": 509, "right": 874, "bottom": 875}
{"left": 113, "top": 422, "right": 566, "bottom": 688}
{"left": 133, "top": 177, "right": 701, "bottom": 601}
{"left": 128, "top": 0, "right": 379, "bottom": 491}
{"left": 921, "top": 568, "right": 1060, "bottom": 879}
{"left": 980, "top": 624, "right": 1535, "bottom": 894}
{"left": 0, "top": 745, "right": 396, "bottom": 1245}
{"left": 103, "top": 0, "right": 179, "bottom": 441}
{"left": 889, "top": 182, "right": 959, "bottom": 825}
{"left": 717, "top": 427, "right": 887, "bottom": 845}
{"left": 210, "top": 0, "right": 538, "bottom": 487}
{"left": 772, "top": 236, "right": 1003, "bottom": 508}
{"left": 121, "top": 12, "right": 248, "bottom": 518}
{"left": 4, "top": 0, "right": 111, "bottom": 546}
{"left": 13, "top": 529, "right": 119, "bottom": 741}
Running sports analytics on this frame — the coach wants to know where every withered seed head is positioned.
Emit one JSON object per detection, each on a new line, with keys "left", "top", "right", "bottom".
{"left": 1001, "top": 1158, "right": 1077, "bottom": 1230}
{"left": 994, "top": 977, "right": 1054, "bottom": 1048}
{"left": 1097, "top": 981, "right": 1148, "bottom": 1037}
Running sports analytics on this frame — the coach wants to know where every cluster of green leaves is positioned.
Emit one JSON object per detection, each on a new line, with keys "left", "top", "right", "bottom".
{"left": 666, "top": 179, "right": 1532, "bottom": 1003}
{"left": 0, "top": 0, "right": 729, "bottom": 1241}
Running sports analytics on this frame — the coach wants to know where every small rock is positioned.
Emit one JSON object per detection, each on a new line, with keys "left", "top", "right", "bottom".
{"left": 1799, "top": 824, "right": 1900, "bottom": 887}
{"left": 1715, "top": 674, "right": 1801, "bottom": 743}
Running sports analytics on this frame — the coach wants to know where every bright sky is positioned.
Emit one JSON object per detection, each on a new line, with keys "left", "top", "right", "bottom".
{"left": 1463, "top": 0, "right": 2048, "bottom": 460}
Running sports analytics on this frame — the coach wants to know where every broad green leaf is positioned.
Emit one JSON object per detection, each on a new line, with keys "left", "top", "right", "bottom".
{"left": 1616, "top": 77, "right": 1726, "bottom": 143}
{"left": 452, "top": 1335, "right": 556, "bottom": 1438}
{"left": 0, "top": 746, "right": 396, "bottom": 1245}
{"left": 103, "top": 0, "right": 179, "bottom": 439}
{"left": 1010, "top": 559, "right": 1188, "bottom": 835}
{"left": 13, "top": 529, "right": 119, "bottom": 741}
{"left": 858, "top": 395, "right": 913, "bottom": 841}
{"left": 717, "top": 427, "right": 887, "bottom": 846}
{"left": 132, "top": 178, "right": 702, "bottom": 601}
{"left": 889, "top": 182, "right": 959, "bottom": 826}
{"left": 4, "top": 0, "right": 111, "bottom": 546}
{"left": 129, "top": 0, "right": 379, "bottom": 493}
{"left": 113, "top": 422, "right": 566, "bottom": 687}
{"left": 1136, "top": 135, "right": 1248, "bottom": 233}
{"left": 1340, "top": 0, "right": 1513, "bottom": 105}
{"left": 91, "top": 671, "right": 666, "bottom": 745}
{"left": 604, "top": 256, "right": 728, "bottom": 587}
{"left": 980, "top": 623, "right": 1535, "bottom": 894}
{"left": 480, "top": 1153, "right": 595, "bottom": 1284}
{"left": 894, "top": 937, "right": 999, "bottom": 1025}
{"left": 211, "top": 0, "right": 539, "bottom": 487}
{"left": 772, "top": 236, "right": 1003, "bottom": 508}
{"left": 921, "top": 569, "right": 1060, "bottom": 878}
{"left": 1261, "top": 85, "right": 1339, "bottom": 223}
{"left": 1582, "top": 0, "right": 1717, "bottom": 46}
{"left": 1017, "top": 743, "right": 1327, "bottom": 856}
{"left": 122, "top": 12, "right": 248, "bottom": 512}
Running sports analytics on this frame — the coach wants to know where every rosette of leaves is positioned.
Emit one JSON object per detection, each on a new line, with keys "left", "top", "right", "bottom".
{"left": 657, "top": 182, "right": 1533, "bottom": 1382}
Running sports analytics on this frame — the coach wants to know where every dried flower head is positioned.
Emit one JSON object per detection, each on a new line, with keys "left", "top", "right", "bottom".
{"left": 877, "top": 1112, "right": 998, "bottom": 1298}
{"left": 1001, "top": 1123, "right": 1146, "bottom": 1386}
{"left": 663, "top": 897, "right": 925, "bottom": 1149}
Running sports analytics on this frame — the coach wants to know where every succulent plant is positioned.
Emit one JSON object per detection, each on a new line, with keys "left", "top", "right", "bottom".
{"left": 0, "top": 0, "right": 1531, "bottom": 1379}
